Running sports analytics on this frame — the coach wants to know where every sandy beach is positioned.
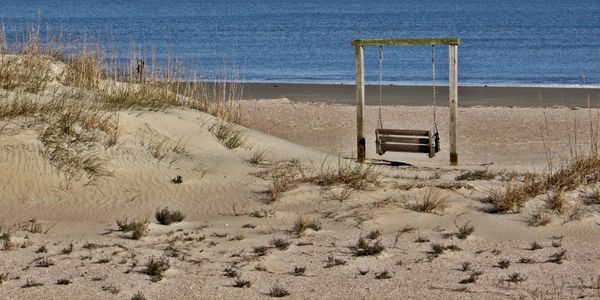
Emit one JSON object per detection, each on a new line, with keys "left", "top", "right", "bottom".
{"left": 1, "top": 54, "right": 600, "bottom": 300}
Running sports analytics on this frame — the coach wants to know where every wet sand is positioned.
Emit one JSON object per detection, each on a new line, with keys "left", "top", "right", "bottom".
{"left": 241, "top": 83, "right": 600, "bottom": 107}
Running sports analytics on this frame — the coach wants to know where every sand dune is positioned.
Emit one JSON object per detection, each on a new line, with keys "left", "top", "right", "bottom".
{"left": 1, "top": 57, "right": 600, "bottom": 299}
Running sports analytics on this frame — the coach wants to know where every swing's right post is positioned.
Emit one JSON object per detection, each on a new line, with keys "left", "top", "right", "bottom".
{"left": 355, "top": 44, "right": 366, "bottom": 163}
{"left": 448, "top": 44, "right": 458, "bottom": 165}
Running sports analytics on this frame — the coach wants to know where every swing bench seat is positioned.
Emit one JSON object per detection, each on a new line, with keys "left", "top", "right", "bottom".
{"left": 375, "top": 128, "right": 440, "bottom": 158}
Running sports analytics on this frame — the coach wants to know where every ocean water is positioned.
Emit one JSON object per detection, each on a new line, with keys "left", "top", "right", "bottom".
{"left": 1, "top": 0, "right": 600, "bottom": 86}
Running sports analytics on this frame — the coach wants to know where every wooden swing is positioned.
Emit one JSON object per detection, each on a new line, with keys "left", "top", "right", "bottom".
{"left": 374, "top": 45, "right": 440, "bottom": 158}
{"left": 352, "top": 38, "right": 459, "bottom": 165}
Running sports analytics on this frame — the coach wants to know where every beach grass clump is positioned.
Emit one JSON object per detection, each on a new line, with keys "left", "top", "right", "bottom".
{"left": 269, "top": 238, "right": 290, "bottom": 251}
{"left": 155, "top": 207, "right": 185, "bottom": 225}
{"left": 145, "top": 256, "right": 170, "bottom": 282}
{"left": 248, "top": 146, "right": 269, "bottom": 164}
{"left": 455, "top": 169, "right": 496, "bottom": 181}
{"left": 116, "top": 218, "right": 150, "bottom": 240}
{"left": 290, "top": 215, "right": 321, "bottom": 236}
{"left": 406, "top": 188, "right": 448, "bottom": 214}
{"left": 208, "top": 121, "right": 246, "bottom": 149}
{"left": 491, "top": 154, "right": 600, "bottom": 213}
{"left": 316, "top": 157, "right": 380, "bottom": 190}
{"left": 350, "top": 236, "right": 385, "bottom": 256}
{"left": 454, "top": 221, "right": 475, "bottom": 240}
{"left": 268, "top": 284, "right": 290, "bottom": 297}
{"left": 268, "top": 172, "right": 295, "bottom": 203}
{"left": 527, "top": 208, "right": 551, "bottom": 227}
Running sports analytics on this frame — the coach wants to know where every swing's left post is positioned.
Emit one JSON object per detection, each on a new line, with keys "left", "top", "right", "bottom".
{"left": 355, "top": 44, "right": 366, "bottom": 163}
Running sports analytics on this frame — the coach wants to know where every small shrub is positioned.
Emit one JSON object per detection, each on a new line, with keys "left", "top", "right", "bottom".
{"left": 131, "top": 221, "right": 149, "bottom": 240}
{"left": 527, "top": 208, "right": 551, "bottom": 227}
{"left": 253, "top": 246, "right": 269, "bottom": 256}
{"left": 324, "top": 256, "right": 346, "bottom": 268}
{"left": 455, "top": 221, "right": 475, "bottom": 240}
{"left": 459, "top": 271, "right": 483, "bottom": 284}
{"left": 415, "top": 236, "right": 430, "bottom": 243}
{"left": 506, "top": 272, "right": 527, "bottom": 284}
{"left": 529, "top": 241, "right": 544, "bottom": 250}
{"left": 316, "top": 157, "right": 380, "bottom": 190}
{"left": 518, "top": 257, "right": 535, "bottom": 264}
{"left": 367, "top": 229, "right": 382, "bottom": 240}
{"left": 35, "top": 245, "right": 48, "bottom": 253}
{"left": 171, "top": 175, "right": 183, "bottom": 184}
{"left": 407, "top": 188, "right": 448, "bottom": 214}
{"left": 155, "top": 207, "right": 185, "bottom": 225}
{"left": 61, "top": 243, "right": 74, "bottom": 254}
{"left": 460, "top": 262, "right": 472, "bottom": 272}
{"left": 292, "top": 266, "right": 306, "bottom": 276}
{"left": 487, "top": 182, "right": 531, "bottom": 213}
{"left": 96, "top": 258, "right": 111, "bottom": 264}
{"left": 350, "top": 236, "right": 385, "bottom": 256}
{"left": 547, "top": 249, "right": 567, "bottom": 264}
{"left": 430, "top": 243, "right": 461, "bottom": 255}
{"left": 430, "top": 243, "right": 446, "bottom": 255}
{"left": 250, "top": 209, "right": 275, "bottom": 218}
{"left": 268, "top": 173, "right": 294, "bottom": 202}
{"left": 496, "top": 259, "right": 511, "bottom": 269}
{"left": 268, "top": 284, "right": 290, "bottom": 297}
{"left": 145, "top": 256, "right": 170, "bottom": 282}
{"left": 248, "top": 146, "right": 268, "bottom": 164}
{"left": 233, "top": 277, "right": 252, "bottom": 288}
{"left": 36, "top": 257, "right": 54, "bottom": 268}
{"left": 375, "top": 270, "right": 392, "bottom": 279}
{"left": 242, "top": 224, "right": 256, "bottom": 229}
{"left": 223, "top": 267, "right": 239, "bottom": 278}
{"left": 456, "top": 169, "right": 496, "bottom": 181}
{"left": 291, "top": 216, "right": 321, "bottom": 235}
{"left": 547, "top": 190, "right": 567, "bottom": 213}
{"left": 56, "top": 278, "right": 71, "bottom": 285}
{"left": 22, "top": 278, "right": 44, "bottom": 288}
{"left": 270, "top": 238, "right": 290, "bottom": 251}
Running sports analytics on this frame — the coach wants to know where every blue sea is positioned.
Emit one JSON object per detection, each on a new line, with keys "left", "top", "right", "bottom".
{"left": 1, "top": 0, "right": 600, "bottom": 87}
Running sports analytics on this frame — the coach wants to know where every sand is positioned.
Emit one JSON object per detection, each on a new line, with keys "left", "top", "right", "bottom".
{"left": 1, "top": 73, "right": 600, "bottom": 299}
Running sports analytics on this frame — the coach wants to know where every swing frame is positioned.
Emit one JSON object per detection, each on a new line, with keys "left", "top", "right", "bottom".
{"left": 352, "top": 38, "right": 460, "bottom": 165}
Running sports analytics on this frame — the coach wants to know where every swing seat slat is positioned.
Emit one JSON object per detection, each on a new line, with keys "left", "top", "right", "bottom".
{"left": 376, "top": 128, "right": 440, "bottom": 158}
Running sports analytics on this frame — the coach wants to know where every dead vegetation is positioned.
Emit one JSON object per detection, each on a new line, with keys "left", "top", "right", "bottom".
{"left": 155, "top": 207, "right": 185, "bottom": 225}
{"left": 406, "top": 188, "right": 448, "bottom": 214}
{"left": 290, "top": 215, "right": 321, "bottom": 236}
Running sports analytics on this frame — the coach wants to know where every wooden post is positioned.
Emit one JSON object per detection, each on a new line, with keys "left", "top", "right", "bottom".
{"left": 448, "top": 45, "right": 458, "bottom": 165}
{"left": 355, "top": 45, "right": 366, "bottom": 163}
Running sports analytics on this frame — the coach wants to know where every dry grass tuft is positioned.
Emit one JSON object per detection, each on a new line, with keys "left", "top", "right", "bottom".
{"left": 145, "top": 256, "right": 170, "bottom": 282}
{"left": 350, "top": 236, "right": 385, "bottom": 256}
{"left": 407, "top": 188, "right": 448, "bottom": 214}
{"left": 456, "top": 169, "right": 496, "bottom": 181}
{"left": 268, "top": 284, "right": 290, "bottom": 297}
{"left": 527, "top": 208, "right": 552, "bottom": 227}
{"left": 209, "top": 121, "right": 246, "bottom": 149}
{"left": 269, "top": 238, "right": 290, "bottom": 251}
{"left": 547, "top": 190, "right": 568, "bottom": 213}
{"left": 248, "top": 146, "right": 269, "bottom": 164}
{"left": 290, "top": 215, "right": 321, "bottom": 236}
{"left": 316, "top": 157, "right": 380, "bottom": 190}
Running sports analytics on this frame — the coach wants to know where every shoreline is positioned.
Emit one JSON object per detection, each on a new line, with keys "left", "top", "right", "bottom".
{"left": 239, "top": 82, "right": 600, "bottom": 107}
